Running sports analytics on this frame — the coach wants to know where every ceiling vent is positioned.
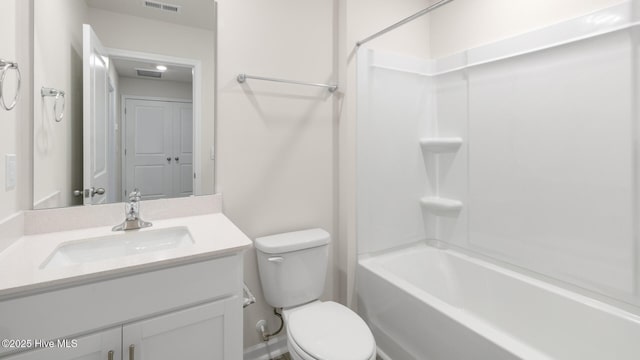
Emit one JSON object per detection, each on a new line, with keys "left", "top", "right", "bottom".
{"left": 162, "top": 4, "right": 180, "bottom": 13}
{"left": 143, "top": 1, "right": 181, "bottom": 13}
{"left": 136, "top": 68, "right": 162, "bottom": 79}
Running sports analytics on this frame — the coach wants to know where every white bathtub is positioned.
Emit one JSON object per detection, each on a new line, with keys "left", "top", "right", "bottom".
{"left": 357, "top": 244, "right": 640, "bottom": 360}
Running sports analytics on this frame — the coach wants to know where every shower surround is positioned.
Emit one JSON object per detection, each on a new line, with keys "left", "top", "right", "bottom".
{"left": 356, "top": 2, "right": 640, "bottom": 359}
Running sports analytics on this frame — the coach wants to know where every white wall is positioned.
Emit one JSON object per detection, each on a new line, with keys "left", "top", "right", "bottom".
{"left": 429, "top": 0, "right": 624, "bottom": 58}
{"left": 215, "top": 0, "right": 335, "bottom": 349}
{"left": 118, "top": 77, "right": 192, "bottom": 100}
{"left": 0, "top": 0, "right": 19, "bottom": 220}
{"left": 1, "top": 0, "right": 32, "bottom": 221}
{"left": 108, "top": 66, "right": 120, "bottom": 203}
{"left": 32, "top": 0, "right": 86, "bottom": 209}
{"left": 88, "top": 7, "right": 215, "bottom": 194}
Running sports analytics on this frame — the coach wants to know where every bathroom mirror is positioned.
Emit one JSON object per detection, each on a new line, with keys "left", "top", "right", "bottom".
{"left": 33, "top": 0, "right": 216, "bottom": 209}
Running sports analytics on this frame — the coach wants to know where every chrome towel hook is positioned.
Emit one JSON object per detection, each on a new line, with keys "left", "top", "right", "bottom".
{"left": 41, "top": 87, "right": 66, "bottom": 122}
{"left": 0, "top": 59, "right": 21, "bottom": 111}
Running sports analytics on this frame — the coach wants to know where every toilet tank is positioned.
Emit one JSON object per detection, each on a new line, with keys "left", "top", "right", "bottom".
{"left": 255, "top": 228, "right": 330, "bottom": 308}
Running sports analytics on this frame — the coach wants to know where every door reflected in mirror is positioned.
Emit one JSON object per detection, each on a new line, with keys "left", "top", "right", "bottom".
{"left": 33, "top": 0, "right": 215, "bottom": 210}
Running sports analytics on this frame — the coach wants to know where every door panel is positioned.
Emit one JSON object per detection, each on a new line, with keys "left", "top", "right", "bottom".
{"left": 124, "top": 99, "right": 193, "bottom": 200}
{"left": 133, "top": 165, "right": 170, "bottom": 198}
{"left": 124, "top": 99, "right": 173, "bottom": 200}
{"left": 83, "top": 24, "right": 110, "bottom": 205}
{"left": 178, "top": 166, "right": 193, "bottom": 195}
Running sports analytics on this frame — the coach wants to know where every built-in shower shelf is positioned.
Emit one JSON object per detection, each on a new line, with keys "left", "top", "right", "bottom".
{"left": 420, "top": 196, "right": 463, "bottom": 215}
{"left": 419, "top": 137, "right": 463, "bottom": 153}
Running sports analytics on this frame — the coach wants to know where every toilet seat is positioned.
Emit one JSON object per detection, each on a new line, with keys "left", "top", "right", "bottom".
{"left": 287, "top": 334, "right": 320, "bottom": 360}
{"left": 286, "top": 301, "right": 375, "bottom": 360}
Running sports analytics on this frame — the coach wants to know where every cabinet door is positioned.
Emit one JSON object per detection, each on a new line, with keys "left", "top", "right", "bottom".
{"left": 3, "top": 328, "right": 121, "bottom": 360}
{"left": 122, "top": 297, "right": 242, "bottom": 360}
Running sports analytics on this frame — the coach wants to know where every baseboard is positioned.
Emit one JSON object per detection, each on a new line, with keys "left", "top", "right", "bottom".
{"left": 243, "top": 335, "right": 288, "bottom": 360}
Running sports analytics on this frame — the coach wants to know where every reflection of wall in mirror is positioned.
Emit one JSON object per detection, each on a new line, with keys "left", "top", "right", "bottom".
{"left": 33, "top": 2, "right": 215, "bottom": 209}
{"left": 107, "top": 64, "right": 120, "bottom": 204}
{"left": 0, "top": 0, "right": 19, "bottom": 220}
{"left": 33, "top": 0, "right": 87, "bottom": 209}
{"left": 88, "top": 8, "right": 215, "bottom": 196}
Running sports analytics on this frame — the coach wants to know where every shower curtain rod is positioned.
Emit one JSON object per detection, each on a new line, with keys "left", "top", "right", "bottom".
{"left": 356, "top": 0, "right": 455, "bottom": 47}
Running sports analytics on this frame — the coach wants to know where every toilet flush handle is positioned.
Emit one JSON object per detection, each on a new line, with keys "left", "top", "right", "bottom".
{"left": 267, "top": 256, "right": 284, "bottom": 263}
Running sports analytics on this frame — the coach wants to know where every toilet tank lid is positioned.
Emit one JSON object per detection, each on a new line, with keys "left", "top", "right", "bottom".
{"left": 255, "top": 228, "right": 330, "bottom": 254}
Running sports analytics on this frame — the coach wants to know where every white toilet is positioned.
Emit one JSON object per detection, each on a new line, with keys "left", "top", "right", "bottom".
{"left": 255, "top": 228, "right": 376, "bottom": 360}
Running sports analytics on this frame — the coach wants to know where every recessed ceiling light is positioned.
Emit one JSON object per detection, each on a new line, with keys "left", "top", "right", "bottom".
{"left": 156, "top": 65, "right": 167, "bottom": 72}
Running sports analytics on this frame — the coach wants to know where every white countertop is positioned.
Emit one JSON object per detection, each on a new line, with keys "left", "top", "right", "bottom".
{"left": 0, "top": 213, "right": 252, "bottom": 299}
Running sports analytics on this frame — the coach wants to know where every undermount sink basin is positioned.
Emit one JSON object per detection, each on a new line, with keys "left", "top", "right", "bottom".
{"left": 40, "top": 227, "right": 195, "bottom": 270}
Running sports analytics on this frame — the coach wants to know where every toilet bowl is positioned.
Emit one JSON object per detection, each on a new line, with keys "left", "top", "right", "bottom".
{"left": 284, "top": 301, "right": 376, "bottom": 360}
{"left": 255, "top": 229, "right": 376, "bottom": 360}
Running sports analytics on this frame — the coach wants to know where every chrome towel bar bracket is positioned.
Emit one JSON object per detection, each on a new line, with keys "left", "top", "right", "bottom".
{"left": 0, "top": 59, "right": 21, "bottom": 111}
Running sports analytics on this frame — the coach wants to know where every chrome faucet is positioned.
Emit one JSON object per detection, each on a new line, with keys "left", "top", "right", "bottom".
{"left": 112, "top": 189, "right": 153, "bottom": 231}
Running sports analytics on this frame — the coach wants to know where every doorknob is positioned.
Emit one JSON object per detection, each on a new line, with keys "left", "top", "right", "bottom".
{"left": 88, "top": 187, "right": 105, "bottom": 197}
{"left": 174, "top": 157, "right": 179, "bottom": 162}
{"left": 73, "top": 189, "right": 82, "bottom": 197}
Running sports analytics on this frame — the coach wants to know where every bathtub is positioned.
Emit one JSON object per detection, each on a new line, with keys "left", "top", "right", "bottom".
{"left": 357, "top": 244, "right": 640, "bottom": 360}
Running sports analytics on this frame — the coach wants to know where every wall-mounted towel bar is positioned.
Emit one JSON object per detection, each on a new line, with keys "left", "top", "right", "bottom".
{"left": 41, "top": 87, "right": 66, "bottom": 122}
{"left": 237, "top": 73, "right": 338, "bottom": 93}
{"left": 0, "top": 59, "right": 21, "bottom": 111}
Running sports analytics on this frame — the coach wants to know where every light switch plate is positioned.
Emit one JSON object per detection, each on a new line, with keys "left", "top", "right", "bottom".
{"left": 5, "top": 154, "right": 16, "bottom": 190}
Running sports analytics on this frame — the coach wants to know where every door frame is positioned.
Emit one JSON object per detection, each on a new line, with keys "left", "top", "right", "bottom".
{"left": 107, "top": 47, "right": 203, "bottom": 196}
{"left": 121, "top": 96, "right": 194, "bottom": 200}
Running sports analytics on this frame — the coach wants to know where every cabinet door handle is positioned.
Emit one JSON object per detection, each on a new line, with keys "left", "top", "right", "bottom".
{"left": 174, "top": 157, "right": 179, "bottom": 162}
{"left": 166, "top": 157, "right": 171, "bottom": 163}
{"left": 108, "top": 350, "right": 114, "bottom": 360}
{"left": 129, "top": 344, "right": 135, "bottom": 360}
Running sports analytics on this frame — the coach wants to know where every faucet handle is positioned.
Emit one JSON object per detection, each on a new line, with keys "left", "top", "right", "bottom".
{"left": 128, "top": 189, "right": 141, "bottom": 202}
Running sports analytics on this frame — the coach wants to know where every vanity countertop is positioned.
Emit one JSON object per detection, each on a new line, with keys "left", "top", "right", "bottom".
{"left": 0, "top": 212, "right": 252, "bottom": 300}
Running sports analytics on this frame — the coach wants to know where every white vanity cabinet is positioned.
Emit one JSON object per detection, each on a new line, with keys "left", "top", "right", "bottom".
{"left": 123, "top": 297, "right": 241, "bottom": 360}
{"left": 2, "top": 328, "right": 122, "bottom": 360}
{"left": 0, "top": 254, "right": 244, "bottom": 360}
{"left": 4, "top": 297, "right": 240, "bottom": 360}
